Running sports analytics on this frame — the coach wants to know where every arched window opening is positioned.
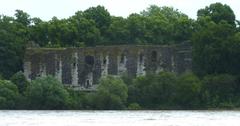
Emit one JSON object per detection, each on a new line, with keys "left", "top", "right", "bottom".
{"left": 86, "top": 80, "right": 90, "bottom": 88}
{"left": 151, "top": 51, "right": 157, "bottom": 62}
{"left": 120, "top": 54, "right": 125, "bottom": 64}
{"left": 85, "top": 55, "right": 94, "bottom": 65}
{"left": 139, "top": 53, "right": 144, "bottom": 64}
{"left": 73, "top": 62, "right": 76, "bottom": 67}
{"left": 103, "top": 57, "right": 107, "bottom": 65}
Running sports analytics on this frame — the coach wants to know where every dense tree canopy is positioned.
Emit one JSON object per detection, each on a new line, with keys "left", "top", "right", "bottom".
{"left": 83, "top": 6, "right": 111, "bottom": 38}
{"left": 15, "top": 10, "right": 31, "bottom": 26}
{"left": 0, "top": 15, "right": 27, "bottom": 78}
{"left": 106, "top": 16, "right": 129, "bottom": 44}
{"left": 193, "top": 3, "right": 240, "bottom": 76}
{"left": 197, "top": 2, "right": 236, "bottom": 26}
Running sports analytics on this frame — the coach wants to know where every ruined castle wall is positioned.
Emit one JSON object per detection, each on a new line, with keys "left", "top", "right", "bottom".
{"left": 24, "top": 43, "right": 192, "bottom": 90}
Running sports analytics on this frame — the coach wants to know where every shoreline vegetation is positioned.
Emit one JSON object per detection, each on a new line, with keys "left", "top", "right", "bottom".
{"left": 0, "top": 72, "right": 240, "bottom": 110}
{"left": 0, "top": 2, "right": 240, "bottom": 110}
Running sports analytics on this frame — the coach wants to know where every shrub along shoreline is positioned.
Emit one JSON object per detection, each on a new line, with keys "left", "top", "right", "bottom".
{"left": 0, "top": 71, "right": 239, "bottom": 110}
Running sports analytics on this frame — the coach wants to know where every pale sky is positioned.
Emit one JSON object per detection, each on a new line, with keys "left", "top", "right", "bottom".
{"left": 0, "top": 0, "right": 239, "bottom": 21}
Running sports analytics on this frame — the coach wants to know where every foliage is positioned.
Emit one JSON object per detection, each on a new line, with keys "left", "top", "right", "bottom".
{"left": 10, "top": 71, "right": 29, "bottom": 94}
{"left": 175, "top": 73, "right": 202, "bottom": 109}
{"left": 0, "top": 79, "right": 20, "bottom": 109}
{"left": 70, "top": 15, "right": 101, "bottom": 46}
{"left": 201, "top": 74, "right": 237, "bottom": 107}
{"left": 128, "top": 72, "right": 177, "bottom": 109}
{"left": 0, "top": 15, "right": 27, "bottom": 78}
{"left": 67, "top": 89, "right": 86, "bottom": 109}
{"left": 15, "top": 10, "right": 31, "bottom": 26}
{"left": 193, "top": 2, "right": 240, "bottom": 76}
{"left": 0, "top": 72, "right": 239, "bottom": 110}
{"left": 142, "top": 6, "right": 194, "bottom": 44}
{"left": 87, "top": 76, "right": 128, "bottom": 110}
{"left": 24, "top": 5, "right": 194, "bottom": 47}
{"left": 125, "top": 6, "right": 194, "bottom": 45}
{"left": 0, "top": 3, "right": 240, "bottom": 110}
{"left": 197, "top": 2, "right": 236, "bottom": 26}
{"left": 83, "top": 5, "right": 111, "bottom": 37}
{"left": 25, "top": 76, "right": 70, "bottom": 109}
{"left": 128, "top": 103, "right": 141, "bottom": 110}
{"left": 106, "top": 16, "right": 129, "bottom": 44}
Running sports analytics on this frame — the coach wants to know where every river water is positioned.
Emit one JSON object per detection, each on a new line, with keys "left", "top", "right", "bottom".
{"left": 0, "top": 110, "right": 239, "bottom": 126}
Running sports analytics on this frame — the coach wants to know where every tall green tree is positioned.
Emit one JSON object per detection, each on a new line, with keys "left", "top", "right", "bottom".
{"left": 15, "top": 10, "right": 31, "bottom": 26}
{"left": 106, "top": 16, "right": 129, "bottom": 45}
{"left": 192, "top": 21, "right": 240, "bottom": 75}
{"left": 83, "top": 6, "right": 111, "bottom": 36}
{"left": 197, "top": 2, "right": 236, "bottom": 26}
{"left": 70, "top": 12, "right": 101, "bottom": 46}
{"left": 142, "top": 6, "right": 194, "bottom": 44}
{"left": 29, "top": 18, "right": 49, "bottom": 46}
{"left": 0, "top": 15, "right": 26, "bottom": 78}
{"left": 127, "top": 14, "right": 147, "bottom": 44}
{"left": 193, "top": 3, "right": 240, "bottom": 76}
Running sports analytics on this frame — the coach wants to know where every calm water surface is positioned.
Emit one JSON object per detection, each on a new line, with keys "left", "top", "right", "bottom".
{"left": 0, "top": 110, "right": 239, "bottom": 126}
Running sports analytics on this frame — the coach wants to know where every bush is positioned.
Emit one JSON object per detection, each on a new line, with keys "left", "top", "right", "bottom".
{"left": 89, "top": 76, "right": 128, "bottom": 110}
{"left": 0, "top": 80, "right": 20, "bottom": 109}
{"left": 25, "top": 76, "right": 70, "bottom": 109}
{"left": 10, "top": 71, "right": 29, "bottom": 94}
{"left": 202, "top": 74, "right": 237, "bottom": 107}
{"left": 175, "top": 72, "right": 202, "bottom": 109}
{"left": 67, "top": 89, "right": 86, "bottom": 109}
{"left": 129, "top": 72, "right": 177, "bottom": 109}
{"left": 128, "top": 103, "right": 141, "bottom": 110}
{"left": 218, "top": 102, "right": 235, "bottom": 109}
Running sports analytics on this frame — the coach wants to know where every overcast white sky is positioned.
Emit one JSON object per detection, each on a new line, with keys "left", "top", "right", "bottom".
{"left": 0, "top": 0, "right": 239, "bottom": 21}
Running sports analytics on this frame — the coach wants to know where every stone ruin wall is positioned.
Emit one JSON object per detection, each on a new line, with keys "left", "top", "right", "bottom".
{"left": 23, "top": 43, "right": 192, "bottom": 90}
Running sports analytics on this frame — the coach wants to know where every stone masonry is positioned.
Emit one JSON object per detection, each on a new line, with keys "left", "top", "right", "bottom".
{"left": 23, "top": 43, "right": 192, "bottom": 90}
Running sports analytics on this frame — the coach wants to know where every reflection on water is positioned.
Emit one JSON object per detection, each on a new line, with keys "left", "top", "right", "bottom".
{"left": 0, "top": 110, "right": 239, "bottom": 126}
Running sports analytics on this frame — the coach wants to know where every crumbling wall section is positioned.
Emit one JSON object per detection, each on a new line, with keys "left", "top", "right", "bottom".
{"left": 24, "top": 44, "right": 192, "bottom": 90}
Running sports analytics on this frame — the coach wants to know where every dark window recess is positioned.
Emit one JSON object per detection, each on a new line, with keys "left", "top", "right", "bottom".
{"left": 103, "top": 57, "right": 107, "bottom": 65}
{"left": 85, "top": 56, "right": 94, "bottom": 65}
{"left": 139, "top": 53, "right": 144, "bottom": 63}
{"left": 151, "top": 51, "right": 157, "bottom": 62}
{"left": 120, "top": 54, "right": 125, "bottom": 63}
{"left": 73, "top": 62, "right": 76, "bottom": 67}
{"left": 86, "top": 80, "right": 90, "bottom": 88}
